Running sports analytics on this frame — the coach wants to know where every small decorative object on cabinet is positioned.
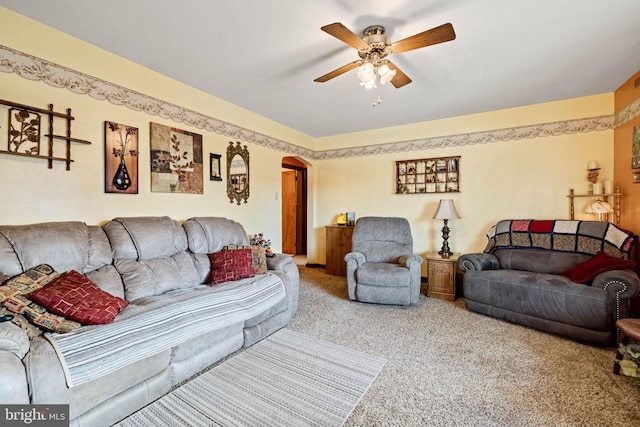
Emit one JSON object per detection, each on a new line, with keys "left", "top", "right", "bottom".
{"left": 396, "top": 156, "right": 460, "bottom": 194}
{"left": 426, "top": 251, "right": 460, "bottom": 301}
{"left": 568, "top": 186, "right": 622, "bottom": 226}
{"left": 346, "top": 212, "right": 355, "bottom": 226}
{"left": 0, "top": 98, "right": 91, "bottom": 170}
{"left": 325, "top": 225, "right": 354, "bottom": 276}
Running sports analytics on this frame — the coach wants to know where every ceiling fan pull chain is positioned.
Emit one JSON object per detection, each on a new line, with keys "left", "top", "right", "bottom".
{"left": 372, "top": 86, "right": 382, "bottom": 107}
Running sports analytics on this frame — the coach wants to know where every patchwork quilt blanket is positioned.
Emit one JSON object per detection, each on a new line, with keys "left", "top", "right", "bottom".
{"left": 484, "top": 220, "right": 636, "bottom": 259}
{"left": 45, "top": 273, "right": 285, "bottom": 387}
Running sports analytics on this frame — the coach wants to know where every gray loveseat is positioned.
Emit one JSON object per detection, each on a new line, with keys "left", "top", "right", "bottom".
{"left": 459, "top": 219, "right": 639, "bottom": 345}
{"left": 0, "top": 216, "right": 299, "bottom": 426}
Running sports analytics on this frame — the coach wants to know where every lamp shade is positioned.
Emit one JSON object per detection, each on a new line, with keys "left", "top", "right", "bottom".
{"left": 433, "top": 199, "right": 461, "bottom": 220}
{"left": 585, "top": 200, "right": 613, "bottom": 214}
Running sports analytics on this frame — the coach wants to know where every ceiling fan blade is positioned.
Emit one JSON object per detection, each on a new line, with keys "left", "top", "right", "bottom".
{"left": 321, "top": 23, "right": 369, "bottom": 50}
{"left": 386, "top": 62, "right": 412, "bottom": 88}
{"left": 314, "top": 60, "right": 362, "bottom": 83}
{"left": 391, "top": 23, "right": 456, "bottom": 54}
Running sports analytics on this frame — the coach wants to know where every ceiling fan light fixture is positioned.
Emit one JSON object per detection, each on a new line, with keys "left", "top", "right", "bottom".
{"left": 357, "top": 62, "right": 377, "bottom": 88}
{"left": 357, "top": 62, "right": 375, "bottom": 80}
{"left": 378, "top": 64, "right": 396, "bottom": 85}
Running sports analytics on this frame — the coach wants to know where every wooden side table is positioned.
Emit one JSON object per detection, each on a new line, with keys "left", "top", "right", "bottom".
{"left": 325, "top": 225, "right": 354, "bottom": 276}
{"left": 426, "top": 251, "right": 460, "bottom": 301}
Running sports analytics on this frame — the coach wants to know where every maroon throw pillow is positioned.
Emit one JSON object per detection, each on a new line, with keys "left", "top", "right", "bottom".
{"left": 27, "top": 270, "right": 128, "bottom": 325}
{"left": 561, "top": 251, "right": 636, "bottom": 284}
{"left": 208, "top": 248, "right": 256, "bottom": 285}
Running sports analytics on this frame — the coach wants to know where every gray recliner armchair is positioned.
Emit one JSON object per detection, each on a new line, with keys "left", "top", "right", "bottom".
{"left": 344, "top": 217, "right": 423, "bottom": 305}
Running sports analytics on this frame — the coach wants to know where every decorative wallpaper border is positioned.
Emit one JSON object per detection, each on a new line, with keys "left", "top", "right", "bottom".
{"left": 314, "top": 115, "right": 615, "bottom": 160}
{"left": 1, "top": 45, "right": 638, "bottom": 161}
{"left": 0, "top": 45, "right": 315, "bottom": 159}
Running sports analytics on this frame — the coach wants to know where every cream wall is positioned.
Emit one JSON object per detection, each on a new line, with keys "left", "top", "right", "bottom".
{"left": 0, "top": 8, "right": 319, "bottom": 253}
{"left": 311, "top": 95, "right": 615, "bottom": 274}
{"left": 0, "top": 8, "right": 623, "bottom": 271}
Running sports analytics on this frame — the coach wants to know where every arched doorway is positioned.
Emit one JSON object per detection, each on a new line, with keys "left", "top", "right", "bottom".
{"left": 282, "top": 157, "right": 307, "bottom": 255}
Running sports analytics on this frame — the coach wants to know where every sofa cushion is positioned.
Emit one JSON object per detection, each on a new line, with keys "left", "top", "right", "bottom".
{"left": 114, "top": 252, "right": 200, "bottom": 301}
{"left": 0, "top": 222, "right": 113, "bottom": 277}
{"left": 463, "top": 269, "right": 610, "bottom": 331}
{"left": 224, "top": 244, "right": 267, "bottom": 274}
{"left": 209, "top": 248, "right": 255, "bottom": 284}
{"left": 0, "top": 265, "right": 80, "bottom": 333}
{"left": 357, "top": 262, "right": 411, "bottom": 287}
{"left": 1, "top": 293, "right": 80, "bottom": 333}
{"left": 183, "top": 217, "right": 250, "bottom": 254}
{"left": 103, "top": 217, "right": 188, "bottom": 261}
{"left": 561, "top": 251, "right": 637, "bottom": 284}
{"left": 494, "top": 249, "right": 591, "bottom": 274}
{"left": 27, "top": 271, "right": 128, "bottom": 324}
{"left": 3, "top": 264, "right": 60, "bottom": 293}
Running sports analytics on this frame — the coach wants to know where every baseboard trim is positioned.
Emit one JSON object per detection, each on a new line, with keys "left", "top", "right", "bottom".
{"left": 305, "top": 263, "right": 325, "bottom": 269}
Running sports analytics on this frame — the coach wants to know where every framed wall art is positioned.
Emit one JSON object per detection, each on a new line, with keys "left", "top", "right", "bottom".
{"left": 105, "top": 121, "right": 138, "bottom": 194}
{"left": 396, "top": 156, "right": 460, "bottom": 194}
{"left": 150, "top": 122, "right": 203, "bottom": 194}
{"left": 632, "top": 123, "right": 640, "bottom": 170}
{"left": 210, "top": 153, "right": 222, "bottom": 181}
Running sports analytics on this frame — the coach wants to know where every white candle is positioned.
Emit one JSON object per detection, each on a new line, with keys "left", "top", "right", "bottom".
{"left": 604, "top": 180, "right": 613, "bottom": 194}
{"left": 587, "top": 161, "right": 598, "bottom": 170}
{"left": 592, "top": 183, "right": 602, "bottom": 194}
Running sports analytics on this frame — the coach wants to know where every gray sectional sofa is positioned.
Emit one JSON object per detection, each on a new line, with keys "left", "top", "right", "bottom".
{"left": 459, "top": 219, "right": 639, "bottom": 345}
{"left": 0, "top": 216, "right": 299, "bottom": 426}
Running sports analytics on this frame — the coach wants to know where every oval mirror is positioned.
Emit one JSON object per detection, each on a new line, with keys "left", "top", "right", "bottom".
{"left": 227, "top": 141, "right": 250, "bottom": 204}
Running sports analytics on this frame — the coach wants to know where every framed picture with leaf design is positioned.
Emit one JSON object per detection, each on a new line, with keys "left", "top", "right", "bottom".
{"left": 150, "top": 122, "right": 203, "bottom": 194}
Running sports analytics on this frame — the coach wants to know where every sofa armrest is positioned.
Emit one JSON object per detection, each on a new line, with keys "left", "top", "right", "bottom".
{"left": 0, "top": 322, "right": 30, "bottom": 359}
{"left": 0, "top": 322, "right": 30, "bottom": 404}
{"left": 344, "top": 252, "right": 366, "bottom": 266}
{"left": 399, "top": 255, "right": 424, "bottom": 269}
{"left": 266, "top": 253, "right": 293, "bottom": 272}
{"left": 591, "top": 269, "right": 640, "bottom": 300}
{"left": 459, "top": 253, "right": 499, "bottom": 272}
{"left": 344, "top": 252, "right": 366, "bottom": 300}
{"left": 266, "top": 253, "right": 299, "bottom": 318}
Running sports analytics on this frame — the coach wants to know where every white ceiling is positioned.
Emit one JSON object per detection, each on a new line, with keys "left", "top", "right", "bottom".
{"left": 2, "top": 0, "right": 640, "bottom": 138}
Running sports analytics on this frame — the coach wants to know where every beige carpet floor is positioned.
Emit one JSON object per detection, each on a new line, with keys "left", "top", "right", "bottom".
{"left": 287, "top": 265, "right": 640, "bottom": 426}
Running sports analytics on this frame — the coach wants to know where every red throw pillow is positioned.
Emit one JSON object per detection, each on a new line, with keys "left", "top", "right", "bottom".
{"left": 561, "top": 251, "right": 637, "bottom": 284}
{"left": 208, "top": 248, "right": 255, "bottom": 285}
{"left": 27, "top": 270, "right": 128, "bottom": 325}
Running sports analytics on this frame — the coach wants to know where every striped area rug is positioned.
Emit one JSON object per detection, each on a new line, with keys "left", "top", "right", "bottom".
{"left": 115, "top": 328, "right": 387, "bottom": 427}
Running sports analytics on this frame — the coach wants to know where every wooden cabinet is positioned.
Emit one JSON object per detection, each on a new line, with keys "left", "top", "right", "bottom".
{"left": 325, "top": 225, "right": 354, "bottom": 276}
{"left": 426, "top": 252, "right": 460, "bottom": 301}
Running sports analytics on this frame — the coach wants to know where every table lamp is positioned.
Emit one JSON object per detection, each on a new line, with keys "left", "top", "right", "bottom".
{"left": 433, "top": 199, "right": 461, "bottom": 256}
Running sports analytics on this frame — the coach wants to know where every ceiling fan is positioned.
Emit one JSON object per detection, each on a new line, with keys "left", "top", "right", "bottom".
{"left": 314, "top": 22, "right": 456, "bottom": 89}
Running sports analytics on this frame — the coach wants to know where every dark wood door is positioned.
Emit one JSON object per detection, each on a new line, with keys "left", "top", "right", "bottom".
{"left": 282, "top": 170, "right": 297, "bottom": 254}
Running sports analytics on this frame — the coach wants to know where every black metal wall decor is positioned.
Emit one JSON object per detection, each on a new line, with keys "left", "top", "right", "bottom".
{"left": 0, "top": 99, "right": 91, "bottom": 170}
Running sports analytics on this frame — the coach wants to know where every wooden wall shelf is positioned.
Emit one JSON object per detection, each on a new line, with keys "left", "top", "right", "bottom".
{"left": 568, "top": 186, "right": 622, "bottom": 226}
{"left": 0, "top": 98, "right": 91, "bottom": 170}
